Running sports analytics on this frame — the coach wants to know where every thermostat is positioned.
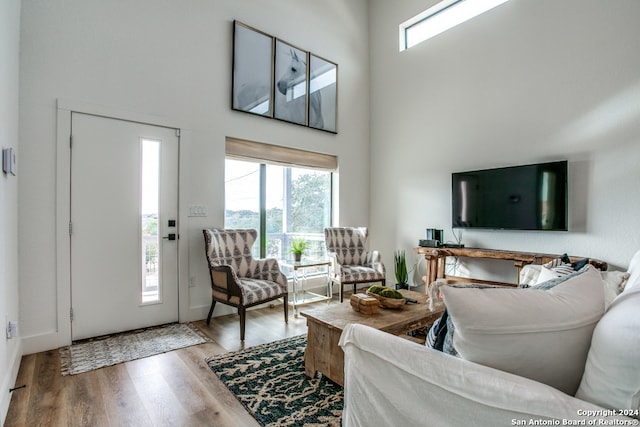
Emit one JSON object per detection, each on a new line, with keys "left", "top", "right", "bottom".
{"left": 3, "top": 148, "right": 16, "bottom": 176}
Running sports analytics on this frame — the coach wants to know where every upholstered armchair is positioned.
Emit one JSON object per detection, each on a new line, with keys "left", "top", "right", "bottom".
{"left": 203, "top": 228, "right": 288, "bottom": 341}
{"left": 324, "top": 227, "right": 386, "bottom": 302}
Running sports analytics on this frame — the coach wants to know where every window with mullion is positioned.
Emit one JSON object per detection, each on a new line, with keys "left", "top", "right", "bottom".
{"left": 225, "top": 158, "right": 332, "bottom": 276}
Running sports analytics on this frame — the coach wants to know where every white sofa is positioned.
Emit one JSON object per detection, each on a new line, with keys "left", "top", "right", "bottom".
{"left": 339, "top": 253, "right": 640, "bottom": 427}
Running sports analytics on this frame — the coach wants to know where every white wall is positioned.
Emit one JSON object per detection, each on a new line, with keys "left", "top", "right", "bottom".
{"left": 369, "top": 0, "right": 640, "bottom": 284}
{"left": 1, "top": 0, "right": 22, "bottom": 423}
{"left": 20, "top": 0, "right": 640, "bottom": 355}
{"left": 19, "top": 0, "right": 370, "bottom": 353}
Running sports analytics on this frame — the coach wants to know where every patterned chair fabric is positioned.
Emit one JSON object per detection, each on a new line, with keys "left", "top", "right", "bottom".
{"left": 324, "top": 227, "right": 386, "bottom": 302}
{"left": 203, "top": 228, "right": 288, "bottom": 340}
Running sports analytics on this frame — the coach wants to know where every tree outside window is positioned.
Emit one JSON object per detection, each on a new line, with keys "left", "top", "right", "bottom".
{"left": 225, "top": 159, "right": 332, "bottom": 275}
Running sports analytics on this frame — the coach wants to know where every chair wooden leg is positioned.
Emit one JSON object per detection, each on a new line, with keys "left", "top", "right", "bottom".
{"left": 283, "top": 294, "right": 288, "bottom": 324}
{"left": 206, "top": 300, "right": 216, "bottom": 325}
{"left": 340, "top": 283, "right": 344, "bottom": 303}
{"left": 239, "top": 306, "right": 246, "bottom": 341}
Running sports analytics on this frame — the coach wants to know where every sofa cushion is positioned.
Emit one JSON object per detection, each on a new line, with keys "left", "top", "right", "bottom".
{"left": 440, "top": 266, "right": 605, "bottom": 395}
{"left": 576, "top": 287, "right": 640, "bottom": 412}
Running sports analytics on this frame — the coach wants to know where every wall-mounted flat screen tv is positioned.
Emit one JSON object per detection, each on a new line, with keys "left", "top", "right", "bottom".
{"left": 452, "top": 160, "right": 568, "bottom": 231}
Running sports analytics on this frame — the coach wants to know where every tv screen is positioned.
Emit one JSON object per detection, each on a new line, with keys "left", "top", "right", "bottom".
{"left": 452, "top": 161, "right": 568, "bottom": 231}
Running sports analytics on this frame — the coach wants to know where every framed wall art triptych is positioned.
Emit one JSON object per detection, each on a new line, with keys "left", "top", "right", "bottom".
{"left": 231, "top": 20, "right": 338, "bottom": 134}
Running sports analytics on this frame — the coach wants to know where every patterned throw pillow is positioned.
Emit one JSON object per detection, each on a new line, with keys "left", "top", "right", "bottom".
{"left": 545, "top": 253, "right": 590, "bottom": 275}
{"left": 519, "top": 254, "right": 590, "bottom": 287}
{"left": 425, "top": 310, "right": 447, "bottom": 350}
{"left": 533, "top": 266, "right": 589, "bottom": 290}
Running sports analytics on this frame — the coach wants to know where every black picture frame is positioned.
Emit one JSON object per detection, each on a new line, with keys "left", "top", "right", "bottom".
{"left": 232, "top": 21, "right": 274, "bottom": 117}
{"left": 308, "top": 54, "right": 338, "bottom": 133}
{"left": 273, "top": 39, "right": 308, "bottom": 126}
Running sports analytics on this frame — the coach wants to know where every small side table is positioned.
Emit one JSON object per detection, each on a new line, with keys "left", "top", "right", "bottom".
{"left": 280, "top": 259, "right": 332, "bottom": 317}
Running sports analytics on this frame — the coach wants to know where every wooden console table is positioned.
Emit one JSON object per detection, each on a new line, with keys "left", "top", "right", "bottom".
{"left": 415, "top": 247, "right": 607, "bottom": 287}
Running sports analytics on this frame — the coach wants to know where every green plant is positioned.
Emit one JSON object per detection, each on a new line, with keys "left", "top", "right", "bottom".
{"left": 289, "top": 237, "right": 308, "bottom": 255}
{"left": 379, "top": 288, "right": 404, "bottom": 299}
{"left": 394, "top": 250, "right": 409, "bottom": 287}
{"left": 367, "top": 285, "right": 386, "bottom": 294}
{"left": 366, "top": 285, "right": 404, "bottom": 299}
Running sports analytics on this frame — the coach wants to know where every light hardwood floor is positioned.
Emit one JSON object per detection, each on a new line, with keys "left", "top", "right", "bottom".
{"left": 4, "top": 303, "right": 311, "bottom": 427}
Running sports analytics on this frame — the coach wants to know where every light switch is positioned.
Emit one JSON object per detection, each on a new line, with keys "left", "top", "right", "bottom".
{"left": 188, "top": 205, "right": 208, "bottom": 217}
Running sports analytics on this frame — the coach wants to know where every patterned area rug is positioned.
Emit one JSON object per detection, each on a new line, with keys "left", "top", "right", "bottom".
{"left": 206, "top": 335, "right": 343, "bottom": 427}
{"left": 60, "top": 323, "right": 209, "bottom": 375}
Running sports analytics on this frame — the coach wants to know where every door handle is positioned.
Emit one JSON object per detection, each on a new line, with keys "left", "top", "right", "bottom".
{"left": 163, "top": 233, "right": 177, "bottom": 241}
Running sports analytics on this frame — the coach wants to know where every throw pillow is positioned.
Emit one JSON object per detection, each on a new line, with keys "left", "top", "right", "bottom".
{"left": 600, "top": 271, "right": 630, "bottom": 309}
{"left": 521, "top": 254, "right": 591, "bottom": 287}
{"left": 428, "top": 283, "right": 510, "bottom": 355}
{"left": 518, "top": 264, "right": 629, "bottom": 309}
{"left": 439, "top": 266, "right": 605, "bottom": 395}
{"left": 543, "top": 253, "right": 590, "bottom": 277}
{"left": 625, "top": 249, "right": 640, "bottom": 291}
{"left": 425, "top": 310, "right": 449, "bottom": 351}
{"left": 427, "top": 283, "right": 508, "bottom": 353}
{"left": 545, "top": 253, "right": 571, "bottom": 267}
{"left": 532, "top": 266, "right": 588, "bottom": 291}
{"left": 571, "top": 257, "right": 590, "bottom": 271}
{"left": 533, "top": 267, "right": 626, "bottom": 309}
{"left": 518, "top": 264, "right": 541, "bottom": 287}
{"left": 576, "top": 287, "right": 640, "bottom": 413}
{"left": 533, "top": 265, "right": 563, "bottom": 285}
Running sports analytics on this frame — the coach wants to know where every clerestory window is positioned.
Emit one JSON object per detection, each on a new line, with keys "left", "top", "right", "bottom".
{"left": 399, "top": 0, "right": 512, "bottom": 51}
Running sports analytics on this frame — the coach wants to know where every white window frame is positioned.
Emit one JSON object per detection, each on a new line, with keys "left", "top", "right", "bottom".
{"left": 224, "top": 137, "right": 337, "bottom": 272}
{"left": 399, "top": 0, "right": 511, "bottom": 51}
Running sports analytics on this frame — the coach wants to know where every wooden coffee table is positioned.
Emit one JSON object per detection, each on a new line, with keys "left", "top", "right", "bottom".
{"left": 300, "top": 289, "right": 444, "bottom": 386}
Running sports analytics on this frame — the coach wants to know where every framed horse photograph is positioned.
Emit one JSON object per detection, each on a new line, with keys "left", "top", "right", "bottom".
{"left": 273, "top": 39, "right": 308, "bottom": 126}
{"left": 231, "top": 21, "right": 274, "bottom": 117}
{"left": 309, "top": 54, "right": 338, "bottom": 133}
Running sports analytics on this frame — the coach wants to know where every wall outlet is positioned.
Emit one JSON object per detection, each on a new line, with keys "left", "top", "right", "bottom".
{"left": 189, "top": 276, "right": 196, "bottom": 288}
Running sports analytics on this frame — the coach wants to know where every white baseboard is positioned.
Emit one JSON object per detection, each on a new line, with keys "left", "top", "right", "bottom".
{"left": 1, "top": 338, "right": 23, "bottom": 426}
{"left": 21, "top": 329, "right": 69, "bottom": 355}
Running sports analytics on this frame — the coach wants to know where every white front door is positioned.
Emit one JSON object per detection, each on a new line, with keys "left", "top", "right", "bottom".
{"left": 70, "top": 113, "right": 179, "bottom": 340}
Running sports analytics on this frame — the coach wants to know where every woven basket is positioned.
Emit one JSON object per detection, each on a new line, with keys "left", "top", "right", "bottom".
{"left": 366, "top": 291, "right": 405, "bottom": 309}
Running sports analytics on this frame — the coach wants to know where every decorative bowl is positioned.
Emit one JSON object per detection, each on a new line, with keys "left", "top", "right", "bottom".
{"left": 366, "top": 291, "right": 405, "bottom": 309}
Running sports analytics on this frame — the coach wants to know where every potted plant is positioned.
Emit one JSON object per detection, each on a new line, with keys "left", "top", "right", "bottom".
{"left": 394, "top": 250, "right": 409, "bottom": 290}
{"left": 289, "top": 237, "right": 308, "bottom": 262}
